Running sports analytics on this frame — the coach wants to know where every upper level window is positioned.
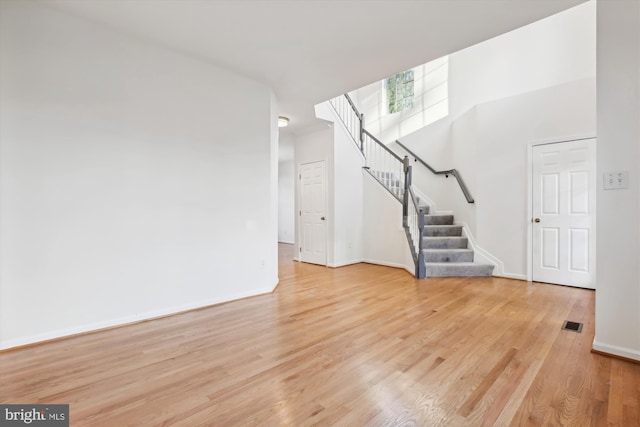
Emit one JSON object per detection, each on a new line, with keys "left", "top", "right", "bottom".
{"left": 385, "top": 70, "right": 414, "bottom": 114}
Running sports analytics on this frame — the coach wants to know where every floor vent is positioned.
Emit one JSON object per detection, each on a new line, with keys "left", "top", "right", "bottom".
{"left": 562, "top": 320, "right": 583, "bottom": 333}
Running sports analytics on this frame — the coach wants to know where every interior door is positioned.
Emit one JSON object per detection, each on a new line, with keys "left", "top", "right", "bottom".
{"left": 532, "top": 139, "right": 596, "bottom": 289}
{"left": 299, "top": 161, "right": 327, "bottom": 265}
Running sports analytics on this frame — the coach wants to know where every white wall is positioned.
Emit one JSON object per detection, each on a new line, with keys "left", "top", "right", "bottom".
{"left": 393, "top": 1, "right": 596, "bottom": 279}
{"left": 594, "top": 0, "right": 640, "bottom": 361}
{"left": 298, "top": 100, "right": 416, "bottom": 273}
{"left": 269, "top": 93, "right": 279, "bottom": 286}
{"left": 449, "top": 1, "right": 596, "bottom": 119}
{"left": 278, "top": 133, "right": 295, "bottom": 244}
{"left": 278, "top": 158, "right": 295, "bottom": 244}
{"left": 362, "top": 173, "right": 415, "bottom": 274}
{"left": 350, "top": 57, "right": 450, "bottom": 144}
{"left": 315, "top": 103, "right": 366, "bottom": 267}
{"left": 0, "top": 1, "right": 279, "bottom": 349}
{"left": 296, "top": 103, "right": 366, "bottom": 268}
{"left": 473, "top": 79, "right": 596, "bottom": 277}
{"left": 390, "top": 117, "right": 455, "bottom": 215}
{"left": 400, "top": 78, "right": 596, "bottom": 280}
{"left": 294, "top": 125, "right": 334, "bottom": 262}
{"left": 332, "top": 124, "right": 364, "bottom": 266}
{"left": 303, "top": 101, "right": 416, "bottom": 273}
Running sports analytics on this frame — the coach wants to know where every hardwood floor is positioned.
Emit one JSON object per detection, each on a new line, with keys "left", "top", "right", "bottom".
{"left": 1, "top": 243, "right": 638, "bottom": 426}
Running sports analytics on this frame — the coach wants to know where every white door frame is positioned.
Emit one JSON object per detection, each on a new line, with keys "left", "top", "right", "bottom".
{"left": 297, "top": 160, "right": 328, "bottom": 266}
{"left": 526, "top": 134, "right": 597, "bottom": 283}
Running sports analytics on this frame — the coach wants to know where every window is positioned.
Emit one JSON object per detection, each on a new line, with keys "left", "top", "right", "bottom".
{"left": 385, "top": 70, "right": 414, "bottom": 114}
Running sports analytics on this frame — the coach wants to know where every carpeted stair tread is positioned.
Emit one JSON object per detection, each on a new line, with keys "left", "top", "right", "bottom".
{"left": 423, "top": 225, "right": 463, "bottom": 237}
{"left": 426, "top": 262, "right": 494, "bottom": 277}
{"left": 362, "top": 171, "right": 494, "bottom": 278}
{"left": 424, "top": 248, "right": 474, "bottom": 263}
{"left": 423, "top": 236, "right": 468, "bottom": 249}
{"left": 424, "top": 214, "right": 454, "bottom": 225}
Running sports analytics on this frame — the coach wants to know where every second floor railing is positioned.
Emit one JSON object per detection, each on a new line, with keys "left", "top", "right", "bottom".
{"left": 329, "top": 94, "right": 363, "bottom": 151}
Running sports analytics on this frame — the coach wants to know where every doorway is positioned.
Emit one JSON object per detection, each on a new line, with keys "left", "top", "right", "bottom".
{"left": 298, "top": 160, "right": 327, "bottom": 265}
{"left": 531, "top": 138, "right": 596, "bottom": 289}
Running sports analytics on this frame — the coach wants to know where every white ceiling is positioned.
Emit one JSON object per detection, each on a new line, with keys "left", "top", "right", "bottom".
{"left": 47, "top": 0, "right": 586, "bottom": 134}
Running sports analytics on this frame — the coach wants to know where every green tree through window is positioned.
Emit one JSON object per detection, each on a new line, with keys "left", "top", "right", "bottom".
{"left": 386, "top": 70, "right": 414, "bottom": 114}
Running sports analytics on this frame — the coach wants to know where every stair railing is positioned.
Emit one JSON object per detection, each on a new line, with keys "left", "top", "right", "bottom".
{"left": 396, "top": 139, "right": 475, "bottom": 203}
{"left": 406, "top": 186, "right": 426, "bottom": 278}
{"left": 362, "top": 130, "right": 407, "bottom": 203}
{"left": 328, "top": 94, "right": 423, "bottom": 277}
{"left": 329, "top": 94, "right": 364, "bottom": 151}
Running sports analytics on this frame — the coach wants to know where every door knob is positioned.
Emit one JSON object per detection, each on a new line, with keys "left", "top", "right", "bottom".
{"left": 534, "top": 218, "right": 541, "bottom": 223}
{"left": 320, "top": 216, "right": 326, "bottom": 221}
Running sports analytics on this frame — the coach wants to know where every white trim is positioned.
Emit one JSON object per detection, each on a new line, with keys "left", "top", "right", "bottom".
{"left": 527, "top": 136, "right": 597, "bottom": 287}
{"left": 362, "top": 258, "right": 415, "bottom": 276}
{"left": 278, "top": 239, "right": 295, "bottom": 244}
{"left": 592, "top": 340, "right": 640, "bottom": 362}
{"left": 527, "top": 135, "right": 597, "bottom": 280}
{"left": 453, "top": 220, "right": 524, "bottom": 280}
{"left": 326, "top": 258, "right": 415, "bottom": 276}
{"left": 297, "top": 159, "right": 329, "bottom": 267}
{"left": 0, "top": 283, "right": 278, "bottom": 351}
{"left": 410, "top": 185, "right": 436, "bottom": 211}
{"left": 456, "top": 221, "right": 499, "bottom": 276}
{"left": 494, "top": 272, "right": 528, "bottom": 281}
{"left": 527, "top": 143, "right": 533, "bottom": 281}
{"left": 325, "top": 258, "right": 415, "bottom": 274}
{"left": 328, "top": 259, "right": 362, "bottom": 268}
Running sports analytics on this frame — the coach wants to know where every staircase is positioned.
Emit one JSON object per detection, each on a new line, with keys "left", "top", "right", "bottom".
{"left": 328, "top": 94, "right": 495, "bottom": 279}
{"left": 420, "top": 208, "right": 494, "bottom": 277}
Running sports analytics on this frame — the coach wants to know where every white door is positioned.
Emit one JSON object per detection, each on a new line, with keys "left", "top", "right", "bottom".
{"left": 299, "top": 161, "right": 327, "bottom": 265}
{"left": 532, "top": 139, "right": 596, "bottom": 289}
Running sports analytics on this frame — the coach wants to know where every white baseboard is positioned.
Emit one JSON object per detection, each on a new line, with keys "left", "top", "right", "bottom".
{"left": 592, "top": 340, "right": 640, "bottom": 361}
{"left": 316, "top": 257, "right": 415, "bottom": 276}
{"left": 362, "top": 258, "right": 415, "bottom": 276}
{"left": 328, "top": 259, "right": 363, "bottom": 268}
{"left": 494, "top": 272, "right": 528, "bottom": 281}
{"left": 0, "top": 283, "right": 278, "bottom": 351}
{"left": 278, "top": 240, "right": 295, "bottom": 245}
{"left": 456, "top": 221, "right": 500, "bottom": 273}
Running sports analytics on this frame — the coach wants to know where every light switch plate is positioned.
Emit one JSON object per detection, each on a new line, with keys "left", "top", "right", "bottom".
{"left": 603, "top": 171, "right": 628, "bottom": 190}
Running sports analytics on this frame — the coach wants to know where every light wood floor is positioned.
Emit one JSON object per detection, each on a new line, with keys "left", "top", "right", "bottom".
{"left": 1, "top": 243, "right": 638, "bottom": 426}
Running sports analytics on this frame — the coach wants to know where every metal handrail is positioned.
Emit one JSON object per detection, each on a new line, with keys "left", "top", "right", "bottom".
{"left": 329, "top": 94, "right": 364, "bottom": 151}
{"left": 344, "top": 93, "right": 361, "bottom": 117}
{"left": 344, "top": 93, "right": 365, "bottom": 149}
{"left": 395, "top": 139, "right": 475, "bottom": 203}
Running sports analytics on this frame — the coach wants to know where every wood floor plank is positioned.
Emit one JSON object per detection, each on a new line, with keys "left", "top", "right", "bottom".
{"left": 0, "top": 243, "right": 638, "bottom": 426}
